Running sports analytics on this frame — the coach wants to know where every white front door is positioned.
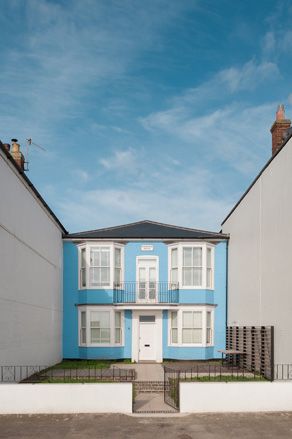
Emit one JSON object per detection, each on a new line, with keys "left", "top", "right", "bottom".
{"left": 139, "top": 316, "right": 157, "bottom": 361}
{"left": 137, "top": 258, "right": 158, "bottom": 303}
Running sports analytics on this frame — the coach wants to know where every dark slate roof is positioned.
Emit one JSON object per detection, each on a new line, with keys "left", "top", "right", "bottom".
{"left": 0, "top": 141, "right": 68, "bottom": 234}
{"left": 65, "top": 220, "right": 228, "bottom": 240}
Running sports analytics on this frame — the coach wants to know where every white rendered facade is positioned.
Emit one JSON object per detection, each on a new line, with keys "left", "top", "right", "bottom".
{"left": 222, "top": 136, "right": 292, "bottom": 364}
{"left": 0, "top": 147, "right": 64, "bottom": 365}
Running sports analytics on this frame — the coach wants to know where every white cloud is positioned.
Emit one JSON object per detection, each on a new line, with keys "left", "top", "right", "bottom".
{"left": 57, "top": 165, "right": 233, "bottom": 233}
{"left": 262, "top": 32, "right": 276, "bottom": 55}
{"left": 99, "top": 148, "right": 138, "bottom": 172}
{"left": 163, "top": 59, "right": 280, "bottom": 111}
{"left": 0, "top": 0, "right": 191, "bottom": 143}
{"left": 140, "top": 58, "right": 280, "bottom": 176}
{"left": 217, "top": 60, "right": 279, "bottom": 93}
{"left": 72, "top": 169, "right": 90, "bottom": 183}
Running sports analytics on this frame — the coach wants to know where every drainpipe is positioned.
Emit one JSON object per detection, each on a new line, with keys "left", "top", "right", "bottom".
{"left": 225, "top": 239, "right": 229, "bottom": 347}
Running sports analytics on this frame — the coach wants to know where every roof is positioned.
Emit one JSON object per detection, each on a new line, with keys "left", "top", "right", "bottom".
{"left": 0, "top": 141, "right": 68, "bottom": 234}
{"left": 221, "top": 130, "right": 292, "bottom": 226}
{"left": 65, "top": 220, "right": 228, "bottom": 240}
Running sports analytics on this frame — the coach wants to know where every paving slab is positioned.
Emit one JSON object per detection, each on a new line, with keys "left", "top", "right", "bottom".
{"left": 133, "top": 392, "right": 177, "bottom": 413}
{"left": 112, "top": 363, "right": 164, "bottom": 381}
{"left": 1, "top": 412, "right": 292, "bottom": 439}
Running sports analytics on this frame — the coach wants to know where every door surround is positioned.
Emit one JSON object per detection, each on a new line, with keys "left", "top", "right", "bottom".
{"left": 136, "top": 256, "right": 159, "bottom": 303}
{"left": 131, "top": 310, "right": 163, "bottom": 363}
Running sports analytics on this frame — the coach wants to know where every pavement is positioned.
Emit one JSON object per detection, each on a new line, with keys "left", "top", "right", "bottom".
{"left": 1, "top": 412, "right": 292, "bottom": 438}
{"left": 112, "top": 363, "right": 164, "bottom": 381}
{"left": 133, "top": 392, "right": 177, "bottom": 413}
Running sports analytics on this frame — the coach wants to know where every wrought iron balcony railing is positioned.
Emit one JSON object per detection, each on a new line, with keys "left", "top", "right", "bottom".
{"left": 113, "top": 281, "right": 179, "bottom": 304}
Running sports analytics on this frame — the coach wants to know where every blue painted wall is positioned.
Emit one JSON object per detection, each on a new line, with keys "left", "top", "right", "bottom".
{"left": 162, "top": 242, "right": 227, "bottom": 360}
{"left": 63, "top": 240, "right": 227, "bottom": 360}
{"left": 63, "top": 242, "right": 132, "bottom": 359}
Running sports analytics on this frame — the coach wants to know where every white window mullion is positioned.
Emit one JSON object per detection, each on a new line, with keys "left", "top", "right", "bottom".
{"left": 178, "top": 310, "right": 182, "bottom": 345}
{"left": 203, "top": 245, "right": 207, "bottom": 290}
{"left": 179, "top": 246, "right": 182, "bottom": 289}
{"left": 202, "top": 309, "right": 207, "bottom": 346}
{"left": 110, "top": 243, "right": 114, "bottom": 289}
{"left": 86, "top": 308, "right": 90, "bottom": 346}
{"left": 86, "top": 245, "right": 90, "bottom": 289}
{"left": 110, "top": 310, "right": 113, "bottom": 345}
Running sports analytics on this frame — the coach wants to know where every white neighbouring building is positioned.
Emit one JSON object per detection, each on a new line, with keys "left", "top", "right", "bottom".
{"left": 222, "top": 105, "right": 292, "bottom": 365}
{"left": 0, "top": 140, "right": 67, "bottom": 366}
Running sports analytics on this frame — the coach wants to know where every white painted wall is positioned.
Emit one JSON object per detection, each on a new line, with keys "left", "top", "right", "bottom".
{"left": 222, "top": 137, "right": 292, "bottom": 364}
{"left": 0, "top": 150, "right": 63, "bottom": 366}
{"left": 0, "top": 383, "right": 132, "bottom": 414}
{"left": 180, "top": 381, "right": 292, "bottom": 413}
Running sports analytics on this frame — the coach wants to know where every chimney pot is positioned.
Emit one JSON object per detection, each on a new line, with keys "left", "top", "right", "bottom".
{"left": 276, "top": 104, "right": 285, "bottom": 121}
{"left": 270, "top": 105, "right": 291, "bottom": 155}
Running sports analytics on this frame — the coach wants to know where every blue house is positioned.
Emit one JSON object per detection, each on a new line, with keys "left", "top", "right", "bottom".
{"left": 63, "top": 220, "right": 228, "bottom": 362}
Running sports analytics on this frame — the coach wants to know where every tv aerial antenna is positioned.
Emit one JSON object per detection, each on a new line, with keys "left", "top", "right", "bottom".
{"left": 24, "top": 138, "right": 47, "bottom": 171}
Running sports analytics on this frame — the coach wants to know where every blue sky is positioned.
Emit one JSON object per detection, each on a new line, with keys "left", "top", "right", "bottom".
{"left": 1, "top": 0, "right": 292, "bottom": 232}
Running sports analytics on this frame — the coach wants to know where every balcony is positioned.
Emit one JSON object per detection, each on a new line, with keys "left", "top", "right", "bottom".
{"left": 113, "top": 281, "right": 179, "bottom": 304}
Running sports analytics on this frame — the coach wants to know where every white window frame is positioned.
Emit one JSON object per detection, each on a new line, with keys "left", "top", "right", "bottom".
{"left": 206, "top": 310, "right": 213, "bottom": 345}
{"left": 77, "top": 242, "right": 124, "bottom": 290}
{"left": 168, "top": 307, "right": 215, "bottom": 347}
{"left": 78, "top": 306, "right": 124, "bottom": 347}
{"left": 167, "top": 242, "right": 215, "bottom": 290}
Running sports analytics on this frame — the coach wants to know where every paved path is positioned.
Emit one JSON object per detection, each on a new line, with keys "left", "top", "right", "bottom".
{"left": 1, "top": 413, "right": 292, "bottom": 438}
{"left": 112, "top": 363, "right": 164, "bottom": 381}
{"left": 134, "top": 393, "right": 177, "bottom": 413}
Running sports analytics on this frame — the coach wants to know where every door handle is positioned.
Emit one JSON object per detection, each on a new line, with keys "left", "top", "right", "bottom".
{"left": 144, "top": 344, "right": 150, "bottom": 347}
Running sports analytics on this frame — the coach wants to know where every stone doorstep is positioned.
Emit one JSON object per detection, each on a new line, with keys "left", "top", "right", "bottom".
{"left": 134, "top": 381, "right": 167, "bottom": 393}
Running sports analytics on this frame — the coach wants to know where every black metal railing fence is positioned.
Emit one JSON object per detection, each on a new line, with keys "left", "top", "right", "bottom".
{"left": 163, "top": 362, "right": 267, "bottom": 410}
{"left": 113, "top": 281, "right": 179, "bottom": 303}
{"left": 0, "top": 365, "right": 135, "bottom": 383}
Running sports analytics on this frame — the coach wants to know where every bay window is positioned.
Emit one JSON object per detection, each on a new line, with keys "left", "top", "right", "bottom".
{"left": 169, "top": 308, "right": 214, "bottom": 346}
{"left": 80, "top": 248, "right": 86, "bottom": 288}
{"left": 79, "top": 307, "right": 124, "bottom": 346}
{"left": 80, "top": 311, "right": 86, "bottom": 345}
{"left": 90, "top": 310, "right": 110, "bottom": 344}
{"left": 114, "top": 247, "right": 122, "bottom": 287}
{"left": 115, "top": 311, "right": 122, "bottom": 344}
{"left": 90, "top": 247, "right": 110, "bottom": 287}
{"left": 206, "top": 311, "right": 212, "bottom": 344}
{"left": 182, "top": 311, "right": 202, "bottom": 344}
{"left": 78, "top": 243, "right": 124, "bottom": 289}
{"left": 170, "top": 248, "right": 178, "bottom": 285}
{"left": 206, "top": 248, "right": 212, "bottom": 289}
{"left": 168, "top": 243, "right": 214, "bottom": 289}
{"left": 182, "top": 247, "right": 202, "bottom": 287}
{"left": 170, "top": 311, "right": 178, "bottom": 344}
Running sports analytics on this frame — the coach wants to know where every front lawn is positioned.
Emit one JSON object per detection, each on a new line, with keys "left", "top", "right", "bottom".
{"left": 50, "top": 359, "right": 132, "bottom": 370}
{"left": 185, "top": 375, "right": 266, "bottom": 382}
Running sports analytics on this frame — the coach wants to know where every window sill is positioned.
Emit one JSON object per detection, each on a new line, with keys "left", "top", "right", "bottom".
{"left": 79, "top": 344, "right": 124, "bottom": 348}
{"left": 168, "top": 343, "right": 214, "bottom": 348}
{"left": 78, "top": 286, "right": 114, "bottom": 291}
{"left": 179, "top": 286, "right": 214, "bottom": 290}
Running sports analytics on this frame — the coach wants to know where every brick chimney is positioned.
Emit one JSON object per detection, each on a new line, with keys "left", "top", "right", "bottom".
{"left": 10, "top": 139, "right": 25, "bottom": 170}
{"left": 270, "top": 105, "right": 291, "bottom": 155}
{"left": 2, "top": 143, "right": 10, "bottom": 152}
